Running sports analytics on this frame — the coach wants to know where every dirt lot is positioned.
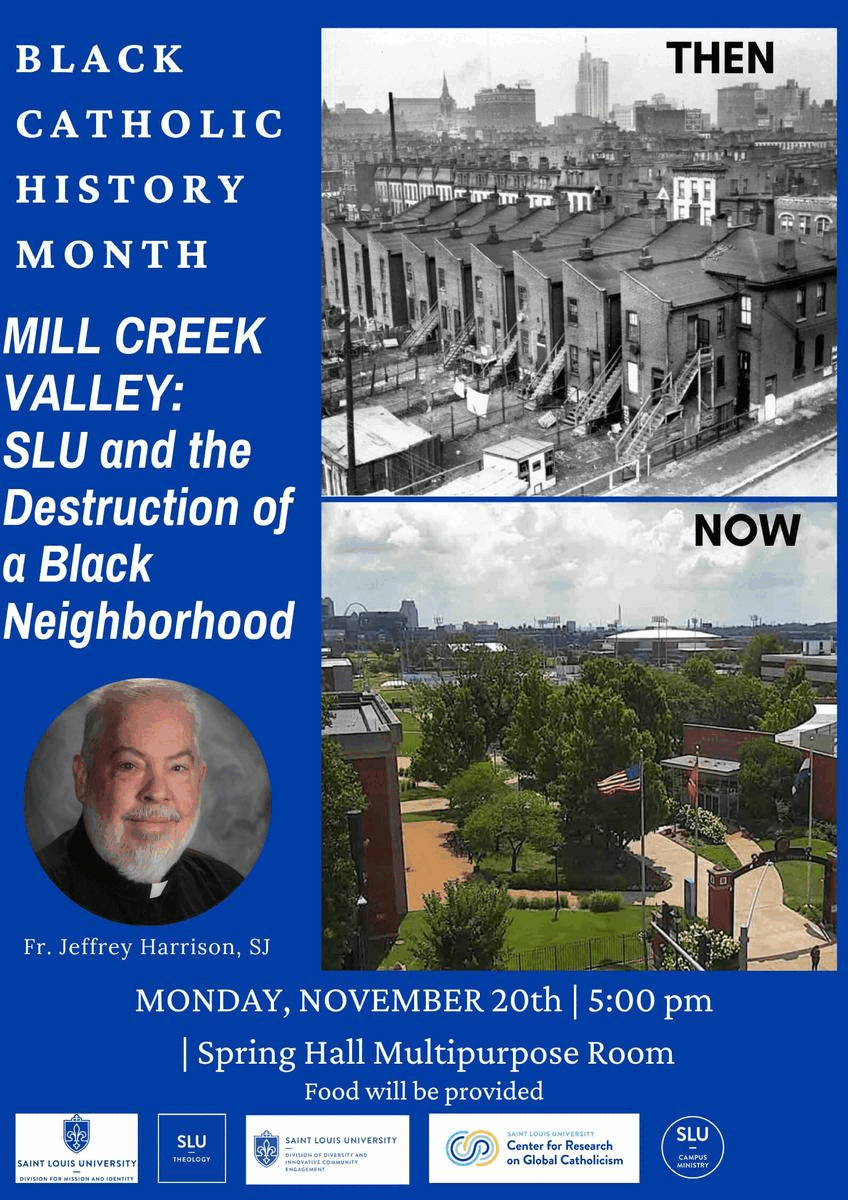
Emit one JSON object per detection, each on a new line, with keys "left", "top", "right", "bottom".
{"left": 402, "top": 819, "right": 470, "bottom": 910}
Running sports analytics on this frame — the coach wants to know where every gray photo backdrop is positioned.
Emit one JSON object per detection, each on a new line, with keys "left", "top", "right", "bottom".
{"left": 25, "top": 683, "right": 271, "bottom": 878}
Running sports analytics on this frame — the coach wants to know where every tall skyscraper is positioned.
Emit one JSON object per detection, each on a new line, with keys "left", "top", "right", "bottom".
{"left": 575, "top": 38, "right": 609, "bottom": 120}
{"left": 400, "top": 599, "right": 419, "bottom": 630}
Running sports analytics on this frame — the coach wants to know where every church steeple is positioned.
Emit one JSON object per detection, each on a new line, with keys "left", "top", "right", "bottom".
{"left": 440, "top": 72, "right": 455, "bottom": 117}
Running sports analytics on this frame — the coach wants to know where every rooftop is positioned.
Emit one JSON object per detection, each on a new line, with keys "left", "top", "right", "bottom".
{"left": 623, "top": 259, "right": 735, "bottom": 306}
{"left": 321, "top": 405, "right": 434, "bottom": 467}
{"left": 701, "top": 227, "right": 835, "bottom": 284}
{"left": 484, "top": 436, "right": 554, "bottom": 460}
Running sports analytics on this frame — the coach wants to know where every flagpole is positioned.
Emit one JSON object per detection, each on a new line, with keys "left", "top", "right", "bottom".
{"left": 639, "top": 747, "right": 646, "bottom": 942}
{"left": 693, "top": 744, "right": 700, "bottom": 919}
{"left": 806, "top": 751, "right": 814, "bottom": 908}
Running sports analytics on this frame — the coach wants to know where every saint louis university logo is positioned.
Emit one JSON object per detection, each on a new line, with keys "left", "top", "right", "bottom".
{"left": 445, "top": 1130, "right": 499, "bottom": 1166}
{"left": 63, "top": 1114, "right": 90, "bottom": 1153}
{"left": 254, "top": 1131, "right": 279, "bottom": 1168}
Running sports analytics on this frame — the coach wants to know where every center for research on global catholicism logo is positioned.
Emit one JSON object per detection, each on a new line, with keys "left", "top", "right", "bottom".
{"left": 660, "top": 1116, "right": 725, "bottom": 1179}
{"left": 15, "top": 1113, "right": 139, "bottom": 1183}
{"left": 157, "top": 1113, "right": 227, "bottom": 1184}
{"left": 445, "top": 1130, "right": 500, "bottom": 1166}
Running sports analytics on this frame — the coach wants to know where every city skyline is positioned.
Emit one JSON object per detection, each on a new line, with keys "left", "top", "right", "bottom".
{"left": 323, "top": 502, "right": 835, "bottom": 629}
{"left": 322, "top": 28, "right": 835, "bottom": 126}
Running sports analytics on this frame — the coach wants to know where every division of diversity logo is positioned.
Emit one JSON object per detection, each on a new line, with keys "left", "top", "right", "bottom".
{"left": 254, "top": 1131, "right": 279, "bottom": 1168}
{"left": 445, "top": 1130, "right": 499, "bottom": 1167}
{"left": 63, "top": 1115, "right": 90, "bottom": 1153}
{"left": 660, "top": 1115, "right": 725, "bottom": 1180}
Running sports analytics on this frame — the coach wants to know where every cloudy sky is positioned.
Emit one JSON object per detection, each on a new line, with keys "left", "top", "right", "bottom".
{"left": 322, "top": 502, "right": 835, "bottom": 629}
{"left": 322, "top": 28, "right": 836, "bottom": 125}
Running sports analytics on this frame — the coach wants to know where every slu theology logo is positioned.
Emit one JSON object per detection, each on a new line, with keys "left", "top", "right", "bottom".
{"left": 254, "top": 1131, "right": 279, "bottom": 1168}
{"left": 63, "top": 1115, "right": 90, "bottom": 1153}
{"left": 446, "top": 1130, "right": 499, "bottom": 1166}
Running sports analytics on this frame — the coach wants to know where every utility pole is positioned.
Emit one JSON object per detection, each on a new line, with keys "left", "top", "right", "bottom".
{"left": 344, "top": 310, "right": 357, "bottom": 495}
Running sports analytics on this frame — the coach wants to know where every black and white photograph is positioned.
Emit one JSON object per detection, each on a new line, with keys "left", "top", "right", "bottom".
{"left": 322, "top": 29, "right": 836, "bottom": 498}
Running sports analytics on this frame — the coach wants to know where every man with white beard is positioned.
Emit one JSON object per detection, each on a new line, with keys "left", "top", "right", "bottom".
{"left": 37, "top": 679, "right": 243, "bottom": 923}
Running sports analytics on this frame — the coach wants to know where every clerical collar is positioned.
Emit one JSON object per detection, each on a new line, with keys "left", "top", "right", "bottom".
{"left": 68, "top": 819, "right": 178, "bottom": 901}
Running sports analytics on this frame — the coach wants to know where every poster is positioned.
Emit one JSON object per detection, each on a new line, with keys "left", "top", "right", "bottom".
{"left": 5, "top": 6, "right": 841, "bottom": 1196}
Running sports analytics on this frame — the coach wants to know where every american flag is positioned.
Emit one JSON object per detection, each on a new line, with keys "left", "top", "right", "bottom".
{"left": 597, "top": 763, "right": 641, "bottom": 795}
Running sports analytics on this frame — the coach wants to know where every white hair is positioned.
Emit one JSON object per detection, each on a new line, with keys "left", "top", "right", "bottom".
{"left": 79, "top": 678, "right": 202, "bottom": 770}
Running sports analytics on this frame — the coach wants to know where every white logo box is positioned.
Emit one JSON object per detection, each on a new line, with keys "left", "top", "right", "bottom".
{"left": 16, "top": 1113, "right": 138, "bottom": 1184}
{"left": 429, "top": 1113, "right": 639, "bottom": 1184}
{"left": 245, "top": 1115, "right": 409, "bottom": 1185}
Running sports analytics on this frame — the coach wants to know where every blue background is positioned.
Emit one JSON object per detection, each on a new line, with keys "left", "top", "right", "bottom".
{"left": 3, "top": 3, "right": 843, "bottom": 1195}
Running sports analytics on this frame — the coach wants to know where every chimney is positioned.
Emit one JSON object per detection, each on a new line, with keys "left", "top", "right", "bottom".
{"left": 601, "top": 206, "right": 617, "bottom": 228}
{"left": 638, "top": 246, "right": 654, "bottom": 269}
{"left": 529, "top": 233, "right": 545, "bottom": 252}
{"left": 710, "top": 213, "right": 728, "bottom": 242}
{"left": 484, "top": 193, "right": 499, "bottom": 215}
{"left": 776, "top": 238, "right": 797, "bottom": 270}
{"left": 539, "top": 156, "right": 549, "bottom": 171}
{"left": 555, "top": 196, "right": 571, "bottom": 223}
{"left": 650, "top": 205, "right": 667, "bottom": 236}
{"left": 822, "top": 229, "right": 836, "bottom": 259}
{"left": 486, "top": 224, "right": 500, "bottom": 244}
{"left": 516, "top": 195, "right": 531, "bottom": 219}
{"left": 417, "top": 216, "right": 427, "bottom": 227}
{"left": 637, "top": 189, "right": 649, "bottom": 211}
{"left": 578, "top": 237, "right": 594, "bottom": 260}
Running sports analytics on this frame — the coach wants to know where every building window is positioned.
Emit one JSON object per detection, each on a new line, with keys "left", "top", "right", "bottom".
{"left": 793, "top": 338, "right": 806, "bottom": 376}
{"left": 517, "top": 285, "right": 528, "bottom": 313}
{"left": 474, "top": 276, "right": 483, "bottom": 302}
{"left": 379, "top": 259, "right": 386, "bottom": 281}
{"left": 703, "top": 181, "right": 712, "bottom": 200}
{"left": 568, "top": 344, "right": 579, "bottom": 373}
{"left": 814, "top": 334, "right": 825, "bottom": 369}
{"left": 405, "top": 263, "right": 413, "bottom": 282}
{"left": 519, "top": 329, "right": 530, "bottom": 357}
{"left": 677, "top": 205, "right": 687, "bottom": 220}
{"left": 798, "top": 215, "right": 811, "bottom": 235}
{"left": 354, "top": 253, "right": 361, "bottom": 276}
{"left": 437, "top": 267, "right": 446, "bottom": 290}
{"left": 626, "top": 310, "right": 640, "bottom": 350}
{"left": 742, "top": 179, "right": 749, "bottom": 193}
{"left": 815, "top": 215, "right": 832, "bottom": 236}
{"left": 717, "top": 306, "right": 725, "bottom": 336}
{"left": 716, "top": 355, "right": 725, "bottom": 388}
{"left": 567, "top": 297, "right": 578, "bottom": 325}
{"left": 816, "top": 282, "right": 827, "bottom": 314}
{"left": 331, "top": 247, "right": 338, "bottom": 266}
{"left": 778, "top": 213, "right": 794, "bottom": 232}
{"left": 626, "top": 360, "right": 639, "bottom": 395}
{"left": 356, "top": 285, "right": 363, "bottom": 307}
{"left": 796, "top": 288, "right": 807, "bottom": 320}
{"left": 730, "top": 179, "right": 739, "bottom": 195}
{"left": 740, "top": 295, "right": 752, "bottom": 327}
{"left": 677, "top": 180, "right": 685, "bottom": 198}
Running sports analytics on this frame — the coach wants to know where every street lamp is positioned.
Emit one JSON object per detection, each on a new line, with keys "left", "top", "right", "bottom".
{"left": 552, "top": 844, "right": 561, "bottom": 921}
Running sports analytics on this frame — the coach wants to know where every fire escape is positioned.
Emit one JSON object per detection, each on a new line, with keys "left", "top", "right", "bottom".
{"left": 402, "top": 302, "right": 440, "bottom": 352}
{"left": 521, "top": 336, "right": 568, "bottom": 408}
{"left": 614, "top": 346, "right": 713, "bottom": 461}
{"left": 566, "top": 346, "right": 623, "bottom": 428}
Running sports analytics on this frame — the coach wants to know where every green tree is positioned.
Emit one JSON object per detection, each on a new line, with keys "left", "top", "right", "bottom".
{"left": 444, "top": 760, "right": 511, "bottom": 827}
{"left": 412, "top": 879, "right": 511, "bottom": 970}
{"left": 758, "top": 680, "right": 816, "bottom": 734}
{"left": 501, "top": 666, "right": 556, "bottom": 776}
{"left": 411, "top": 685, "right": 486, "bottom": 785}
{"left": 581, "top": 659, "right": 674, "bottom": 757}
{"left": 464, "top": 789, "right": 559, "bottom": 873}
{"left": 321, "top": 716, "right": 368, "bottom": 969}
{"left": 740, "top": 632, "right": 784, "bottom": 677}
{"left": 737, "top": 739, "right": 801, "bottom": 819}
{"left": 454, "top": 646, "right": 540, "bottom": 748}
{"left": 711, "top": 674, "right": 770, "bottom": 729}
{"left": 681, "top": 655, "right": 718, "bottom": 689}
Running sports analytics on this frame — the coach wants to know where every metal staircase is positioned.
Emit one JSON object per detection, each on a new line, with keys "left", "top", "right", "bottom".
{"left": 523, "top": 336, "right": 567, "bottom": 407}
{"left": 443, "top": 316, "right": 475, "bottom": 370}
{"left": 402, "top": 302, "right": 439, "bottom": 352}
{"left": 568, "top": 347, "right": 623, "bottom": 427}
{"left": 614, "top": 346, "right": 712, "bottom": 461}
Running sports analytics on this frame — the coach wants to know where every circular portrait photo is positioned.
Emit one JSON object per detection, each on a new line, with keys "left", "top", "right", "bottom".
{"left": 26, "top": 678, "right": 271, "bottom": 925}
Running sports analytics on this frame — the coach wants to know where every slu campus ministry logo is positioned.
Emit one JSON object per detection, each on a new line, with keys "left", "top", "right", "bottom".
{"left": 446, "top": 1130, "right": 499, "bottom": 1167}
{"left": 254, "top": 1131, "right": 279, "bottom": 1168}
{"left": 63, "top": 1115, "right": 90, "bottom": 1153}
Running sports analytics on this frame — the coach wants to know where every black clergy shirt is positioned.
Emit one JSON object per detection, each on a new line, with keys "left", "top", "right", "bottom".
{"left": 37, "top": 818, "right": 244, "bottom": 924}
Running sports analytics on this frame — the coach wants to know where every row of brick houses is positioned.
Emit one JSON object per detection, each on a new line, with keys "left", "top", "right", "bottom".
{"left": 323, "top": 193, "right": 836, "bottom": 461}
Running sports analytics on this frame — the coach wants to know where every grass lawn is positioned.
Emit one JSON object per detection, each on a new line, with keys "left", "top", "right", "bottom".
{"left": 399, "top": 785, "right": 445, "bottom": 803}
{"left": 379, "top": 906, "right": 646, "bottom": 970}
{"left": 773, "top": 835, "right": 835, "bottom": 919}
{"left": 397, "top": 710, "right": 422, "bottom": 757}
{"left": 380, "top": 686, "right": 415, "bottom": 707}
{"left": 477, "top": 840, "right": 666, "bottom": 893}
{"left": 402, "top": 809, "right": 450, "bottom": 823}
{"left": 675, "top": 837, "right": 741, "bottom": 870}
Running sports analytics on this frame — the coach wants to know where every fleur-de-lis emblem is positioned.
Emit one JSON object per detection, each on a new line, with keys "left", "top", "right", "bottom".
{"left": 63, "top": 1116, "right": 90, "bottom": 1153}
{"left": 254, "top": 1132, "right": 279, "bottom": 1168}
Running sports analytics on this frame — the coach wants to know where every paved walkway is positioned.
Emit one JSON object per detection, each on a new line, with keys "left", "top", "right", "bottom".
{"left": 614, "top": 394, "right": 836, "bottom": 497}
{"left": 627, "top": 831, "right": 835, "bottom": 972}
